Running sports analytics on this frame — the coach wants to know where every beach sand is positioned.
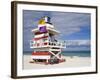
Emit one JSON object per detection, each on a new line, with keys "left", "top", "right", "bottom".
{"left": 23, "top": 54, "right": 91, "bottom": 69}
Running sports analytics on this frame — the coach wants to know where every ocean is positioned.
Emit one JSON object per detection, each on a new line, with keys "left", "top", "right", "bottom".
{"left": 23, "top": 51, "right": 91, "bottom": 57}
{"left": 62, "top": 51, "right": 90, "bottom": 57}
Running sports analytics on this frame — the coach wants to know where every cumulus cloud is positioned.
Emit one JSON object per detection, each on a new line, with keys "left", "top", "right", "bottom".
{"left": 50, "top": 12, "right": 90, "bottom": 36}
{"left": 62, "top": 40, "right": 90, "bottom": 51}
{"left": 64, "top": 40, "right": 90, "bottom": 46}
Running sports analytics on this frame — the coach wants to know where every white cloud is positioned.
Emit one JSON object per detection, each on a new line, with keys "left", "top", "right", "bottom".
{"left": 63, "top": 40, "right": 90, "bottom": 51}
{"left": 50, "top": 12, "right": 90, "bottom": 35}
{"left": 64, "top": 40, "right": 90, "bottom": 46}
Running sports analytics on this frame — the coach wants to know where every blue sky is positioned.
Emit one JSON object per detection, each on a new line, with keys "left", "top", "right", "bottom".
{"left": 23, "top": 10, "right": 91, "bottom": 51}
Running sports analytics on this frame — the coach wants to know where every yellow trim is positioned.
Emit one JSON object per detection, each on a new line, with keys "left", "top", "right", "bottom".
{"left": 38, "top": 19, "right": 45, "bottom": 24}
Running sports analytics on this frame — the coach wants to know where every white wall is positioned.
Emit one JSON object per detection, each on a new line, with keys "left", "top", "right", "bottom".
{"left": 0, "top": 0, "right": 100, "bottom": 80}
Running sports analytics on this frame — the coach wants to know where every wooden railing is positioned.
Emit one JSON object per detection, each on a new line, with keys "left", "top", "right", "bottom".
{"left": 30, "top": 40, "right": 66, "bottom": 48}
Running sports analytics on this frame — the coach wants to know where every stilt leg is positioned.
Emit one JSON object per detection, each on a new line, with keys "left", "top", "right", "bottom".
{"left": 45, "top": 59, "right": 48, "bottom": 65}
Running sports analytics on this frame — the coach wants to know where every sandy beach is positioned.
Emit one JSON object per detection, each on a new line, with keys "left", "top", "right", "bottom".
{"left": 23, "top": 54, "right": 91, "bottom": 69}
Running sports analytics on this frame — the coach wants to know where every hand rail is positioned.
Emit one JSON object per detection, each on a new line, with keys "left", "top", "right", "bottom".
{"left": 30, "top": 40, "right": 66, "bottom": 48}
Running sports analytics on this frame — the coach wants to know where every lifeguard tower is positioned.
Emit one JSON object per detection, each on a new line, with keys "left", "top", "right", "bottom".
{"left": 30, "top": 16, "right": 66, "bottom": 64}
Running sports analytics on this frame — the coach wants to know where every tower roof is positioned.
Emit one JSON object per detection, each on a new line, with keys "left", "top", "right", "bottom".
{"left": 32, "top": 27, "right": 60, "bottom": 35}
{"left": 32, "top": 16, "right": 60, "bottom": 35}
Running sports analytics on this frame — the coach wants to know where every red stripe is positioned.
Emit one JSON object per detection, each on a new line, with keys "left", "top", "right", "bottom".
{"left": 32, "top": 52, "right": 50, "bottom": 55}
{"left": 35, "top": 32, "right": 47, "bottom": 35}
{"left": 44, "top": 42, "right": 47, "bottom": 45}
